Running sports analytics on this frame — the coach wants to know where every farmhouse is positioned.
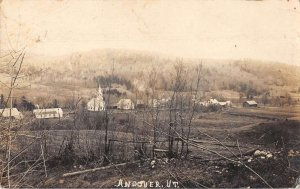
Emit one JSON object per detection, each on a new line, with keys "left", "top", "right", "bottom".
{"left": 118, "top": 99, "right": 135, "bottom": 110}
{"left": 0, "top": 108, "right": 23, "bottom": 120}
{"left": 87, "top": 85, "right": 105, "bottom": 111}
{"left": 33, "top": 108, "right": 63, "bottom": 119}
{"left": 243, "top": 100, "right": 258, "bottom": 107}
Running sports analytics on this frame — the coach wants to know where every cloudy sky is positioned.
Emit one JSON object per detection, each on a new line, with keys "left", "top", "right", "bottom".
{"left": 1, "top": 0, "right": 300, "bottom": 65}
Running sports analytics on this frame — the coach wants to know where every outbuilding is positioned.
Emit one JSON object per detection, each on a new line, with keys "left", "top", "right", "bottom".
{"left": 243, "top": 100, "right": 258, "bottom": 107}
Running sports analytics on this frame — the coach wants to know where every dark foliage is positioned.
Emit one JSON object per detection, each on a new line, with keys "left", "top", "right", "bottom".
{"left": 19, "top": 96, "right": 35, "bottom": 111}
{"left": 94, "top": 75, "right": 133, "bottom": 90}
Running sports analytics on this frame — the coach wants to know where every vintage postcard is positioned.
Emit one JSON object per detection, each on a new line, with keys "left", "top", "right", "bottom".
{"left": 0, "top": 0, "right": 300, "bottom": 188}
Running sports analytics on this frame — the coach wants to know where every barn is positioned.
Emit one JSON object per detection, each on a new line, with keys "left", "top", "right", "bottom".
{"left": 0, "top": 108, "right": 23, "bottom": 120}
{"left": 33, "top": 108, "right": 63, "bottom": 119}
{"left": 243, "top": 100, "right": 258, "bottom": 107}
{"left": 117, "top": 99, "right": 135, "bottom": 110}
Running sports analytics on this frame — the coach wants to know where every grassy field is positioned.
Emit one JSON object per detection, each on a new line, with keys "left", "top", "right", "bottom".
{"left": 7, "top": 105, "right": 299, "bottom": 188}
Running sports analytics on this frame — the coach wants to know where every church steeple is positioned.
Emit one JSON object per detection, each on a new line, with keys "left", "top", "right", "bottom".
{"left": 98, "top": 84, "right": 103, "bottom": 98}
{"left": 87, "top": 84, "right": 105, "bottom": 111}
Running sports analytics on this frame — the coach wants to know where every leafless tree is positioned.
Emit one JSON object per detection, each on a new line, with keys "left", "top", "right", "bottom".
{"left": 167, "top": 60, "right": 187, "bottom": 158}
{"left": 185, "top": 63, "right": 203, "bottom": 157}
{"left": 147, "top": 65, "right": 160, "bottom": 158}
{"left": 103, "top": 60, "right": 115, "bottom": 164}
{"left": 0, "top": 50, "right": 50, "bottom": 188}
{"left": 0, "top": 48, "right": 26, "bottom": 187}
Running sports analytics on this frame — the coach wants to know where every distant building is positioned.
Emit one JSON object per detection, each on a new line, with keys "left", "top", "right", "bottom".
{"left": 147, "top": 97, "right": 171, "bottom": 108}
{"left": 33, "top": 108, "right": 63, "bottom": 119}
{"left": 208, "top": 98, "right": 219, "bottom": 105}
{"left": 148, "top": 99, "right": 160, "bottom": 108}
{"left": 192, "top": 95, "right": 198, "bottom": 102}
{"left": 160, "top": 98, "right": 171, "bottom": 107}
{"left": 243, "top": 100, "right": 258, "bottom": 107}
{"left": 87, "top": 85, "right": 105, "bottom": 111}
{"left": 118, "top": 99, "right": 134, "bottom": 110}
{"left": 198, "top": 101, "right": 208, "bottom": 106}
{"left": 218, "top": 102, "right": 227, "bottom": 107}
{"left": 136, "top": 99, "right": 146, "bottom": 109}
{"left": 0, "top": 108, "right": 23, "bottom": 120}
{"left": 219, "top": 101, "right": 232, "bottom": 107}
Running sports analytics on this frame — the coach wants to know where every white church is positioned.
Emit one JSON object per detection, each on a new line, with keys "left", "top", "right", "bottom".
{"left": 87, "top": 85, "right": 105, "bottom": 111}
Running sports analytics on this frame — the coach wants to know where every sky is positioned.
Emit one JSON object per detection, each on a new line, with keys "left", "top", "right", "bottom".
{"left": 1, "top": 0, "right": 300, "bottom": 65}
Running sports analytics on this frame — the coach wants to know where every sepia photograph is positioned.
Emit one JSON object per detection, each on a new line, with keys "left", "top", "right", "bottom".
{"left": 0, "top": 0, "right": 300, "bottom": 188}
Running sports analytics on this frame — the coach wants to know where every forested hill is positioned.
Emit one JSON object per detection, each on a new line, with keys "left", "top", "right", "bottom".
{"left": 1, "top": 49, "right": 299, "bottom": 104}
{"left": 22, "top": 49, "right": 300, "bottom": 89}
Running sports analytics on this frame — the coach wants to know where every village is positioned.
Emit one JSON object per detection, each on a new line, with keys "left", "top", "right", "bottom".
{"left": 1, "top": 0, "right": 300, "bottom": 188}
{"left": 0, "top": 84, "right": 260, "bottom": 120}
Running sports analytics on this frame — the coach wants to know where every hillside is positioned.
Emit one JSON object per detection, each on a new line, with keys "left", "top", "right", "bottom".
{"left": 1, "top": 49, "right": 300, "bottom": 106}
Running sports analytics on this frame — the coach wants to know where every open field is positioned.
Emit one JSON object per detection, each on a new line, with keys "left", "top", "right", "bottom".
{"left": 7, "top": 106, "right": 299, "bottom": 188}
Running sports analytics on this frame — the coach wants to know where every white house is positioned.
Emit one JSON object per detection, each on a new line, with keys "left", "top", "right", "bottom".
{"left": 218, "top": 101, "right": 232, "bottom": 107}
{"left": 33, "top": 108, "right": 63, "bottom": 119}
{"left": 0, "top": 108, "right": 23, "bottom": 120}
{"left": 118, "top": 99, "right": 135, "bottom": 110}
{"left": 87, "top": 85, "right": 105, "bottom": 111}
{"left": 208, "top": 98, "right": 219, "bottom": 105}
